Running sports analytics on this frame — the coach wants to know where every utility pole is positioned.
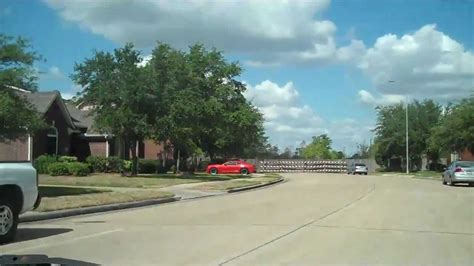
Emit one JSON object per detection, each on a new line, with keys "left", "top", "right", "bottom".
{"left": 406, "top": 100, "right": 409, "bottom": 174}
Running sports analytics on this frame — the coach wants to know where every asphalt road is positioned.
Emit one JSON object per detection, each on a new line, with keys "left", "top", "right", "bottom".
{"left": 1, "top": 173, "right": 473, "bottom": 265}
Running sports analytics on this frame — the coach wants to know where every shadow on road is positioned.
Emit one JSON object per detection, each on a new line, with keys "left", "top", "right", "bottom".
{"left": 0, "top": 254, "right": 98, "bottom": 265}
{"left": 14, "top": 228, "right": 73, "bottom": 243}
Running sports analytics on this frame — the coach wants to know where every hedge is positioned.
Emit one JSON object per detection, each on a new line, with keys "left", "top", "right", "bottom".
{"left": 47, "top": 162, "right": 90, "bottom": 176}
{"left": 107, "top": 156, "right": 123, "bottom": 173}
{"left": 68, "top": 162, "right": 90, "bottom": 176}
{"left": 34, "top": 155, "right": 58, "bottom": 174}
{"left": 48, "top": 162, "right": 70, "bottom": 176}
{"left": 86, "top": 155, "right": 108, "bottom": 172}
{"left": 138, "top": 159, "right": 159, "bottom": 174}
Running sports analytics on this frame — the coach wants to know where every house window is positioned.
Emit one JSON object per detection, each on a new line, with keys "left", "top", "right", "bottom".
{"left": 46, "top": 127, "right": 58, "bottom": 155}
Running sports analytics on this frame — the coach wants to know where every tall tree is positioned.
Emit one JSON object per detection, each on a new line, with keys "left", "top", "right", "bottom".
{"left": 374, "top": 100, "right": 442, "bottom": 170}
{"left": 0, "top": 34, "right": 44, "bottom": 141}
{"left": 430, "top": 97, "right": 474, "bottom": 154}
{"left": 301, "top": 134, "right": 333, "bottom": 159}
{"left": 148, "top": 43, "right": 266, "bottom": 165}
{"left": 72, "top": 44, "right": 152, "bottom": 175}
{"left": 351, "top": 142, "right": 371, "bottom": 159}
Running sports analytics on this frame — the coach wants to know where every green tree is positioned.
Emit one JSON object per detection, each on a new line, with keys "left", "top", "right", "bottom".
{"left": 279, "top": 147, "right": 292, "bottom": 159}
{"left": 0, "top": 34, "right": 45, "bottom": 141}
{"left": 351, "top": 142, "right": 370, "bottom": 159}
{"left": 430, "top": 97, "right": 474, "bottom": 154}
{"left": 72, "top": 44, "right": 152, "bottom": 175}
{"left": 374, "top": 100, "right": 442, "bottom": 170}
{"left": 148, "top": 43, "right": 266, "bottom": 167}
{"left": 0, "top": 34, "right": 41, "bottom": 90}
{"left": 301, "top": 134, "right": 334, "bottom": 159}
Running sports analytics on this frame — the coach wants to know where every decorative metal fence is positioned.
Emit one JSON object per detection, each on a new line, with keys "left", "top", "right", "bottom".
{"left": 257, "top": 159, "right": 347, "bottom": 173}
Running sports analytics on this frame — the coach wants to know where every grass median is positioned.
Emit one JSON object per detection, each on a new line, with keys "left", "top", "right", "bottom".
{"left": 40, "top": 173, "right": 238, "bottom": 189}
{"left": 37, "top": 185, "right": 173, "bottom": 212}
{"left": 192, "top": 174, "right": 282, "bottom": 191}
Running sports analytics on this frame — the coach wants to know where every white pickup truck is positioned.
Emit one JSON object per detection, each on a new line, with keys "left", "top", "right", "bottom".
{"left": 0, "top": 162, "right": 41, "bottom": 244}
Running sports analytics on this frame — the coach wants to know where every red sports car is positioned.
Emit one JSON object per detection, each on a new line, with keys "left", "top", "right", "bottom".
{"left": 206, "top": 160, "right": 256, "bottom": 175}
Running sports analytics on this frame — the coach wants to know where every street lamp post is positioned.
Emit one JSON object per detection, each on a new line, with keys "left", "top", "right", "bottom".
{"left": 405, "top": 100, "right": 409, "bottom": 174}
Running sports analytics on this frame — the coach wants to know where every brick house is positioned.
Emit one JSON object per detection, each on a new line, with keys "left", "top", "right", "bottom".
{"left": 0, "top": 87, "right": 172, "bottom": 161}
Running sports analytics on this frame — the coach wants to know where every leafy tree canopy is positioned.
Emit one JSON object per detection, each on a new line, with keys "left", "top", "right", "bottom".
{"left": 0, "top": 34, "right": 45, "bottom": 140}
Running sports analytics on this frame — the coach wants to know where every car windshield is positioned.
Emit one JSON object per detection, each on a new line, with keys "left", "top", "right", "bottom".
{"left": 1, "top": 0, "right": 472, "bottom": 265}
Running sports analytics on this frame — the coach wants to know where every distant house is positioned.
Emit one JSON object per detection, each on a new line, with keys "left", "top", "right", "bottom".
{"left": 0, "top": 87, "right": 172, "bottom": 162}
{"left": 452, "top": 149, "right": 474, "bottom": 162}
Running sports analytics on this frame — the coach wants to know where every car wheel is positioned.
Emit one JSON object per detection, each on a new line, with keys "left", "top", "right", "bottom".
{"left": 210, "top": 168, "right": 218, "bottom": 175}
{"left": 448, "top": 176, "right": 455, "bottom": 186}
{"left": 240, "top": 168, "right": 249, "bottom": 175}
{"left": 364, "top": 173, "right": 368, "bottom": 175}
{"left": 442, "top": 177, "right": 447, "bottom": 185}
{"left": 0, "top": 197, "right": 18, "bottom": 244}
{"left": 352, "top": 172, "right": 356, "bottom": 175}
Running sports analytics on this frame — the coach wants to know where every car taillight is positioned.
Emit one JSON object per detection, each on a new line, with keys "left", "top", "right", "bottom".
{"left": 455, "top": 167, "right": 464, "bottom": 173}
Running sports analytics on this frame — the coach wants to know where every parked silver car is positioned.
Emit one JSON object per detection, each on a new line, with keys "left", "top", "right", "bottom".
{"left": 347, "top": 163, "right": 368, "bottom": 175}
{"left": 442, "top": 161, "right": 474, "bottom": 186}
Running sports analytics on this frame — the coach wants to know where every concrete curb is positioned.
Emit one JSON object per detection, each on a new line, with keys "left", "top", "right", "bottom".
{"left": 20, "top": 196, "right": 181, "bottom": 223}
{"left": 228, "top": 177, "right": 284, "bottom": 193}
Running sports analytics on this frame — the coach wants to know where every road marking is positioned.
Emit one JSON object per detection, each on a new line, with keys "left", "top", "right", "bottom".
{"left": 7, "top": 228, "right": 123, "bottom": 254}
{"left": 219, "top": 184, "right": 376, "bottom": 265}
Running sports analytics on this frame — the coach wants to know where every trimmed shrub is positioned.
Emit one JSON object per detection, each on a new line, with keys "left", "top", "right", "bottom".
{"left": 58, "top": 156, "right": 78, "bottom": 163}
{"left": 48, "top": 162, "right": 70, "bottom": 176}
{"left": 138, "top": 159, "right": 159, "bottom": 174}
{"left": 68, "top": 162, "right": 90, "bottom": 176}
{"left": 122, "top": 160, "right": 132, "bottom": 172}
{"left": 86, "top": 155, "right": 108, "bottom": 172}
{"left": 34, "top": 155, "right": 58, "bottom": 174}
{"left": 107, "top": 156, "right": 123, "bottom": 173}
{"left": 156, "top": 159, "right": 173, "bottom": 173}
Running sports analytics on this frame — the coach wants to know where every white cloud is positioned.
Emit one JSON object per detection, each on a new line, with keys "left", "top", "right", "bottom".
{"left": 358, "top": 90, "right": 406, "bottom": 106}
{"left": 245, "top": 80, "right": 372, "bottom": 152}
{"left": 61, "top": 92, "right": 75, "bottom": 100}
{"left": 42, "top": 66, "right": 66, "bottom": 80}
{"left": 358, "top": 24, "right": 474, "bottom": 101}
{"left": 137, "top": 55, "right": 152, "bottom": 67}
{"left": 70, "top": 83, "right": 83, "bottom": 91}
{"left": 45, "top": 0, "right": 364, "bottom": 65}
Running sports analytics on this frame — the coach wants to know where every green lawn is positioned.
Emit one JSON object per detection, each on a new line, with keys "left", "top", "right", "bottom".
{"left": 39, "top": 173, "right": 244, "bottom": 188}
{"left": 39, "top": 185, "right": 110, "bottom": 197}
{"left": 36, "top": 189, "right": 173, "bottom": 212}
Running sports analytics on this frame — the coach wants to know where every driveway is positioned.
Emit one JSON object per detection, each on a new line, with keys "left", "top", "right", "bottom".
{"left": 2, "top": 173, "right": 473, "bottom": 265}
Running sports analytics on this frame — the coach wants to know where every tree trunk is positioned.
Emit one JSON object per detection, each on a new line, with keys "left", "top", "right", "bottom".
{"left": 162, "top": 145, "right": 166, "bottom": 168}
{"left": 130, "top": 140, "right": 138, "bottom": 176}
{"left": 176, "top": 149, "right": 181, "bottom": 174}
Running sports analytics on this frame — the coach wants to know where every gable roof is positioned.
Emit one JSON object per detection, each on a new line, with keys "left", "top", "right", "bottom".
{"left": 65, "top": 102, "right": 94, "bottom": 130}
{"left": 2, "top": 86, "right": 77, "bottom": 130}
{"left": 23, "top": 91, "right": 58, "bottom": 114}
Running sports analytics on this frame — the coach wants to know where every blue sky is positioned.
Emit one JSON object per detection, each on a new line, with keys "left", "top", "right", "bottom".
{"left": 1, "top": 0, "right": 473, "bottom": 154}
